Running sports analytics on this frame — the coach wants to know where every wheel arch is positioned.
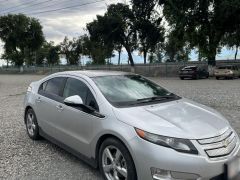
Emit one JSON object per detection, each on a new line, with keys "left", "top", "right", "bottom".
{"left": 95, "top": 133, "right": 138, "bottom": 179}
{"left": 95, "top": 133, "right": 136, "bottom": 167}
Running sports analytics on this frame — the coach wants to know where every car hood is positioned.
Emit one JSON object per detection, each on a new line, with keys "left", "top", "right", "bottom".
{"left": 113, "top": 99, "right": 230, "bottom": 139}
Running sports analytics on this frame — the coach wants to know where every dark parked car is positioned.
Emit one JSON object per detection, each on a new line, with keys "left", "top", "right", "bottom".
{"left": 179, "top": 66, "right": 209, "bottom": 80}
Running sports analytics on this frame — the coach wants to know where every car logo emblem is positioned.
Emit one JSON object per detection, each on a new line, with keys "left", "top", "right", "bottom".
{"left": 223, "top": 139, "right": 229, "bottom": 148}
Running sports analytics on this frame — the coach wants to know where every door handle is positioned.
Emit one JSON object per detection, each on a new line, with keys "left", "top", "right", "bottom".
{"left": 36, "top": 97, "right": 41, "bottom": 103}
{"left": 56, "top": 105, "right": 64, "bottom": 111}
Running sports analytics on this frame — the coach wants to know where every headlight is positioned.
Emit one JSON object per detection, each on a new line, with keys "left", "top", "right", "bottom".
{"left": 135, "top": 128, "right": 198, "bottom": 154}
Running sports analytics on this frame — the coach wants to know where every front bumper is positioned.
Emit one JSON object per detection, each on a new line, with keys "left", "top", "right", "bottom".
{"left": 179, "top": 74, "right": 196, "bottom": 78}
{"left": 129, "top": 135, "right": 240, "bottom": 180}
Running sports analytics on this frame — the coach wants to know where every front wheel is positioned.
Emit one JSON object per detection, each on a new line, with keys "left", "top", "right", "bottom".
{"left": 25, "top": 108, "right": 41, "bottom": 140}
{"left": 193, "top": 75, "right": 199, "bottom": 80}
{"left": 99, "top": 138, "right": 137, "bottom": 180}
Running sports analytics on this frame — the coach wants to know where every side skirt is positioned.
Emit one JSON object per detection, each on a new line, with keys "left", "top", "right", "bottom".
{"left": 39, "top": 127, "right": 98, "bottom": 168}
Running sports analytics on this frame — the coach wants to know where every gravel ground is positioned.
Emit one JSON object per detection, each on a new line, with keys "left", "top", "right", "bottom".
{"left": 0, "top": 74, "right": 239, "bottom": 179}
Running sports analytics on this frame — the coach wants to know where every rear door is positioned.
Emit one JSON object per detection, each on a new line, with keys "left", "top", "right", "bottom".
{"left": 35, "top": 77, "right": 66, "bottom": 137}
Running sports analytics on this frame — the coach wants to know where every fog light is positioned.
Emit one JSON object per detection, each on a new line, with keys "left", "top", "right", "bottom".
{"left": 150, "top": 167, "right": 200, "bottom": 180}
{"left": 150, "top": 167, "right": 171, "bottom": 180}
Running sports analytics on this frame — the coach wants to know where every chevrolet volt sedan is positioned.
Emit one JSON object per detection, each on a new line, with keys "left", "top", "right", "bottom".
{"left": 24, "top": 71, "right": 240, "bottom": 180}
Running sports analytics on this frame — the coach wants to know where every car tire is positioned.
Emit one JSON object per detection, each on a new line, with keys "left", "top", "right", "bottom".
{"left": 180, "top": 77, "right": 184, "bottom": 80}
{"left": 25, "top": 108, "right": 41, "bottom": 140}
{"left": 99, "top": 138, "right": 137, "bottom": 180}
{"left": 216, "top": 77, "right": 219, "bottom": 80}
{"left": 194, "top": 75, "right": 199, "bottom": 80}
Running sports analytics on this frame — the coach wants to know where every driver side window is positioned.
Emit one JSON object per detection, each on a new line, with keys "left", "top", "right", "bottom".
{"left": 63, "top": 78, "right": 99, "bottom": 111}
{"left": 63, "top": 78, "right": 88, "bottom": 104}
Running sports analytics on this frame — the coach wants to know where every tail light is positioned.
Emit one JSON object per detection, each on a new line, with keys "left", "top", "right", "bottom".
{"left": 27, "top": 85, "right": 32, "bottom": 92}
{"left": 226, "top": 70, "right": 233, "bottom": 74}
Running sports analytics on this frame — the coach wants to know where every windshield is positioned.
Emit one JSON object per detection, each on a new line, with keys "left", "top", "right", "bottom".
{"left": 182, "top": 67, "right": 197, "bottom": 70}
{"left": 92, "top": 75, "right": 180, "bottom": 107}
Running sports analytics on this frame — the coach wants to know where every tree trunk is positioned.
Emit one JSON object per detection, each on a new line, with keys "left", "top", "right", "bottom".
{"left": 125, "top": 46, "right": 134, "bottom": 67}
{"left": 208, "top": 55, "right": 216, "bottom": 66}
{"left": 235, "top": 46, "right": 238, "bottom": 60}
{"left": 198, "top": 50, "right": 201, "bottom": 61}
{"left": 143, "top": 50, "right": 147, "bottom": 64}
{"left": 207, "top": 37, "right": 218, "bottom": 66}
{"left": 207, "top": 51, "right": 216, "bottom": 66}
{"left": 118, "top": 50, "right": 121, "bottom": 65}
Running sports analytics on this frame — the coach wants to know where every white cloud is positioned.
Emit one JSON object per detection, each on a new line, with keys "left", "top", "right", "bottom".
{"left": 0, "top": 0, "right": 124, "bottom": 56}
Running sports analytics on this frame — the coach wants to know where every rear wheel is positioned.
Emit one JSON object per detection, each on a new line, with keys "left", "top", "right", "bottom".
{"left": 180, "top": 77, "right": 184, "bottom": 80}
{"left": 216, "top": 77, "right": 219, "bottom": 80}
{"left": 25, "top": 108, "right": 41, "bottom": 140}
{"left": 99, "top": 138, "right": 137, "bottom": 180}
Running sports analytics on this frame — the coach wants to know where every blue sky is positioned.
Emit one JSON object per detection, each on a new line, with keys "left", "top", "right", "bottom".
{"left": 0, "top": 0, "right": 239, "bottom": 66}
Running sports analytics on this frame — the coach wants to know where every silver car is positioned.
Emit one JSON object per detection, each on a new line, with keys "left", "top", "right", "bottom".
{"left": 24, "top": 71, "right": 240, "bottom": 180}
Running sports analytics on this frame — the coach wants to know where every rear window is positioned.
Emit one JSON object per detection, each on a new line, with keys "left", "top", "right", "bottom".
{"left": 217, "top": 66, "right": 233, "bottom": 70}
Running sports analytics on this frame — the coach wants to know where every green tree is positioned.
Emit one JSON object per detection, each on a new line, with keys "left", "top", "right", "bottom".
{"left": 87, "top": 3, "right": 137, "bottom": 66}
{"left": 35, "top": 41, "right": 60, "bottom": 65}
{"left": 158, "top": 0, "right": 240, "bottom": 65}
{"left": 60, "top": 36, "right": 82, "bottom": 65}
{"left": 80, "top": 34, "right": 113, "bottom": 65}
{"left": 132, "top": 0, "right": 164, "bottom": 64}
{"left": 222, "top": 27, "right": 240, "bottom": 60}
{"left": 164, "top": 30, "right": 190, "bottom": 62}
{"left": 0, "top": 14, "right": 44, "bottom": 66}
{"left": 47, "top": 45, "right": 60, "bottom": 65}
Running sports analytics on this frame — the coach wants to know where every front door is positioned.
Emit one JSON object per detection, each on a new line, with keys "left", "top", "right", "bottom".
{"left": 55, "top": 77, "right": 101, "bottom": 157}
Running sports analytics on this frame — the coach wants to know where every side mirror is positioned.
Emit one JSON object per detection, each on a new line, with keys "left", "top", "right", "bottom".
{"left": 64, "top": 95, "right": 96, "bottom": 113}
{"left": 64, "top": 95, "right": 83, "bottom": 106}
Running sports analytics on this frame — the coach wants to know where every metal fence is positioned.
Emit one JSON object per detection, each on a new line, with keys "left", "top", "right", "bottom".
{"left": 1, "top": 60, "right": 240, "bottom": 77}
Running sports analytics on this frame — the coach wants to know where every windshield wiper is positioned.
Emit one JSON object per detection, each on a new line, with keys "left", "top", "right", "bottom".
{"left": 128, "top": 95, "right": 178, "bottom": 106}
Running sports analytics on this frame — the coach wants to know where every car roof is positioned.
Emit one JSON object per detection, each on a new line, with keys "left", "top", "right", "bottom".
{"left": 55, "top": 70, "right": 133, "bottom": 78}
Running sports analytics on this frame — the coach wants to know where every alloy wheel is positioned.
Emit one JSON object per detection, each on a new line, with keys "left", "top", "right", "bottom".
{"left": 102, "top": 145, "right": 128, "bottom": 180}
{"left": 26, "top": 112, "right": 36, "bottom": 137}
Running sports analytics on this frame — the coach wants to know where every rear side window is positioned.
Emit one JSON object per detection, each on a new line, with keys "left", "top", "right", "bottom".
{"left": 38, "top": 81, "right": 48, "bottom": 92}
{"left": 45, "top": 77, "right": 66, "bottom": 96}
{"left": 39, "top": 77, "right": 66, "bottom": 99}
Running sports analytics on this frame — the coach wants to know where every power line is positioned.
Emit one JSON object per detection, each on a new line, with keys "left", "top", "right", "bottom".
{"left": 26, "top": 0, "right": 104, "bottom": 15}
{"left": 19, "top": 0, "right": 83, "bottom": 14}
{"left": 0, "top": 0, "right": 39, "bottom": 13}
{"left": 6, "top": 0, "right": 55, "bottom": 14}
